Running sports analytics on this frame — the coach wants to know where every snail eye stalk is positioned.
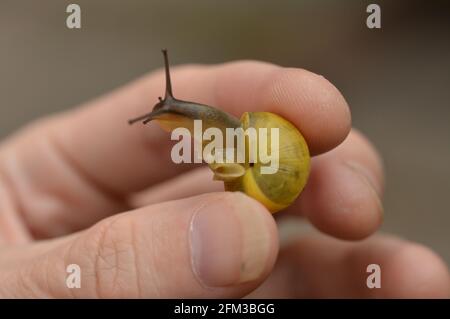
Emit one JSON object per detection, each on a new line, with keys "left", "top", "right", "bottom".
{"left": 162, "top": 49, "right": 174, "bottom": 100}
{"left": 128, "top": 50, "right": 174, "bottom": 125}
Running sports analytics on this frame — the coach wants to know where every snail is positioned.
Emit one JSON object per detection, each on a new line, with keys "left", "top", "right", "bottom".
{"left": 129, "top": 50, "right": 310, "bottom": 213}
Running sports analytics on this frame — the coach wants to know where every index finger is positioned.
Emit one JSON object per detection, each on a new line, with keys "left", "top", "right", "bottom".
{"left": 10, "top": 60, "right": 351, "bottom": 196}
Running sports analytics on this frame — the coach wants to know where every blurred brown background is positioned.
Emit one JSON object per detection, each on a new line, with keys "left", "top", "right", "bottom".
{"left": 0, "top": 0, "right": 449, "bottom": 264}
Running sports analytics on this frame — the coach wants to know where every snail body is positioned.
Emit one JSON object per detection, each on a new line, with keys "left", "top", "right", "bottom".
{"left": 129, "top": 50, "right": 310, "bottom": 213}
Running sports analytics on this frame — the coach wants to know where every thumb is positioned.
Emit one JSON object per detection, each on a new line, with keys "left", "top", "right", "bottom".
{"left": 0, "top": 192, "right": 278, "bottom": 298}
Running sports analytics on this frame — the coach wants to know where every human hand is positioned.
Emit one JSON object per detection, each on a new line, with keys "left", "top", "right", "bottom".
{"left": 0, "top": 61, "right": 448, "bottom": 298}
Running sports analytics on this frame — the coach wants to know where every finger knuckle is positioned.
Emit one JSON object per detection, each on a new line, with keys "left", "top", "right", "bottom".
{"left": 86, "top": 216, "right": 141, "bottom": 298}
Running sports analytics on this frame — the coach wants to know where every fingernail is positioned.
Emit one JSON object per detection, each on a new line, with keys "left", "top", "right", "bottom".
{"left": 189, "top": 193, "right": 272, "bottom": 287}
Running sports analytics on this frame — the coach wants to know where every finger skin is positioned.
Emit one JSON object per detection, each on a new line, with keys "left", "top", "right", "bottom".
{"left": 0, "top": 128, "right": 128, "bottom": 239}
{"left": 0, "top": 176, "right": 31, "bottom": 244}
{"left": 0, "top": 192, "right": 278, "bottom": 298}
{"left": 294, "top": 129, "right": 384, "bottom": 240}
{"left": 130, "top": 167, "right": 222, "bottom": 207}
{"left": 247, "top": 233, "right": 450, "bottom": 298}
